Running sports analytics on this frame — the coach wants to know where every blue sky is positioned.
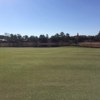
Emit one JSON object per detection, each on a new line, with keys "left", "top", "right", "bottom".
{"left": 0, "top": 0, "right": 100, "bottom": 36}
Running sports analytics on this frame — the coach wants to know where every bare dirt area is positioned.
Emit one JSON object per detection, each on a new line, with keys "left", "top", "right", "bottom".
{"left": 79, "top": 42, "right": 100, "bottom": 48}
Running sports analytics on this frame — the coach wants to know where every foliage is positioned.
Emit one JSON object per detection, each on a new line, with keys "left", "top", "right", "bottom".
{"left": 0, "top": 31, "right": 100, "bottom": 47}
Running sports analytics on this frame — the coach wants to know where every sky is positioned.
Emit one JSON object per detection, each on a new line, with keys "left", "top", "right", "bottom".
{"left": 0, "top": 0, "right": 100, "bottom": 36}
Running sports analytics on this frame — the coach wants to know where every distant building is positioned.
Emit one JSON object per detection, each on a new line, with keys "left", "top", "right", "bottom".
{"left": 0, "top": 35, "right": 7, "bottom": 42}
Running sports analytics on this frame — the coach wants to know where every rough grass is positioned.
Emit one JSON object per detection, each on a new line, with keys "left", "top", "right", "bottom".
{"left": 0, "top": 47, "right": 100, "bottom": 100}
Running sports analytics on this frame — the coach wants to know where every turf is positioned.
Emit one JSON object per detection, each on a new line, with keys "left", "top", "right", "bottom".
{"left": 0, "top": 47, "right": 100, "bottom": 100}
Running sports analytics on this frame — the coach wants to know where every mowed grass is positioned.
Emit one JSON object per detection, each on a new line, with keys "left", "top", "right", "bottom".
{"left": 0, "top": 47, "right": 100, "bottom": 100}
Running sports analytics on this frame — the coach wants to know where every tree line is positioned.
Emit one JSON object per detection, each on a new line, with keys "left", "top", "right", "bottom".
{"left": 0, "top": 31, "right": 100, "bottom": 47}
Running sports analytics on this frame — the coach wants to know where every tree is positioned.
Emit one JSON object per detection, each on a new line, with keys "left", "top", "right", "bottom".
{"left": 59, "top": 32, "right": 66, "bottom": 42}
{"left": 50, "top": 33, "right": 60, "bottom": 43}
{"left": 23, "top": 35, "right": 29, "bottom": 41}
{"left": 95, "top": 31, "right": 100, "bottom": 41}
{"left": 39, "top": 34, "right": 48, "bottom": 43}
{"left": 65, "top": 33, "right": 70, "bottom": 42}
{"left": 29, "top": 36, "right": 38, "bottom": 43}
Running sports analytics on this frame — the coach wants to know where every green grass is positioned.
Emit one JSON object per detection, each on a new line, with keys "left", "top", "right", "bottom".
{"left": 0, "top": 47, "right": 100, "bottom": 100}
